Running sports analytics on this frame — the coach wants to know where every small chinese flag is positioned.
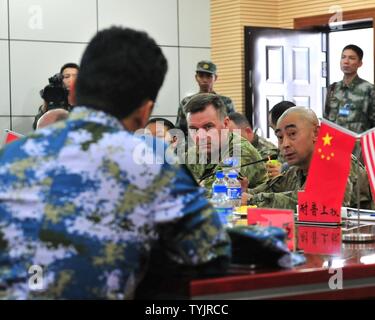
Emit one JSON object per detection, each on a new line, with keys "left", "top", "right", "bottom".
{"left": 361, "top": 128, "right": 375, "bottom": 201}
{"left": 298, "top": 120, "right": 356, "bottom": 223}
{"left": 4, "top": 129, "right": 23, "bottom": 144}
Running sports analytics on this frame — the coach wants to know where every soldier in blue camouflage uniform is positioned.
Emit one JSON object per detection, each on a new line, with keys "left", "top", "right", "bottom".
{"left": 185, "top": 94, "right": 267, "bottom": 194}
{"left": 324, "top": 44, "right": 375, "bottom": 134}
{"left": 243, "top": 107, "right": 372, "bottom": 210}
{"left": 175, "top": 61, "right": 236, "bottom": 137}
{"left": 0, "top": 27, "right": 231, "bottom": 299}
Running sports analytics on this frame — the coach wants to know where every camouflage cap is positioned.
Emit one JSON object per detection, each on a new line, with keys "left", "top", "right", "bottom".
{"left": 196, "top": 60, "right": 217, "bottom": 74}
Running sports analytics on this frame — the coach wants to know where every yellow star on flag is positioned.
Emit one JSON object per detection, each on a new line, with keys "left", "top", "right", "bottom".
{"left": 322, "top": 133, "right": 333, "bottom": 146}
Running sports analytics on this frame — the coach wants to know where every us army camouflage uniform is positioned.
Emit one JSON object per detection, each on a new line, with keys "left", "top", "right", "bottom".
{"left": 246, "top": 156, "right": 367, "bottom": 211}
{"left": 251, "top": 132, "right": 278, "bottom": 159}
{"left": 175, "top": 93, "right": 235, "bottom": 136}
{"left": 186, "top": 132, "right": 267, "bottom": 196}
{"left": 324, "top": 76, "right": 375, "bottom": 133}
{"left": 0, "top": 106, "right": 231, "bottom": 299}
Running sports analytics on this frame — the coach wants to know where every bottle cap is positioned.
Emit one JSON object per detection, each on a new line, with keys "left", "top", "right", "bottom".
{"left": 228, "top": 171, "right": 238, "bottom": 178}
{"left": 215, "top": 171, "right": 225, "bottom": 179}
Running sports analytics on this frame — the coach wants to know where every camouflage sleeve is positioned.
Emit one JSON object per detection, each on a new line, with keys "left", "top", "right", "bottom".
{"left": 157, "top": 165, "right": 231, "bottom": 267}
{"left": 249, "top": 173, "right": 353, "bottom": 210}
{"left": 239, "top": 142, "right": 267, "bottom": 188}
{"left": 323, "top": 88, "right": 330, "bottom": 119}
{"left": 251, "top": 191, "right": 298, "bottom": 210}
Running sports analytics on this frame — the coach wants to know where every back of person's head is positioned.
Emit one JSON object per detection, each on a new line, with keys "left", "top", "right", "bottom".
{"left": 146, "top": 117, "right": 175, "bottom": 131}
{"left": 228, "top": 112, "right": 251, "bottom": 128}
{"left": 60, "top": 63, "right": 79, "bottom": 74}
{"left": 342, "top": 44, "right": 363, "bottom": 60}
{"left": 184, "top": 93, "right": 227, "bottom": 120}
{"left": 269, "top": 101, "right": 296, "bottom": 127}
{"left": 75, "top": 27, "right": 168, "bottom": 120}
{"left": 36, "top": 108, "right": 69, "bottom": 129}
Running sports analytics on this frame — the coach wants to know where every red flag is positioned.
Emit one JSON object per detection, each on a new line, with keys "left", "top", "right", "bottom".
{"left": 361, "top": 128, "right": 375, "bottom": 200}
{"left": 4, "top": 129, "right": 23, "bottom": 144}
{"left": 298, "top": 120, "right": 356, "bottom": 223}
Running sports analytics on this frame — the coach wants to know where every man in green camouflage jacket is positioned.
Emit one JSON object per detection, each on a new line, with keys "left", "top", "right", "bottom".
{"left": 324, "top": 44, "right": 375, "bottom": 134}
{"left": 185, "top": 93, "right": 267, "bottom": 194}
{"left": 243, "top": 107, "right": 373, "bottom": 210}
{"left": 175, "top": 60, "right": 235, "bottom": 137}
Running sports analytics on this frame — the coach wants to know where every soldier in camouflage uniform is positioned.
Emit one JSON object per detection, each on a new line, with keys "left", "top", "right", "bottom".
{"left": 324, "top": 44, "right": 375, "bottom": 134}
{"left": 243, "top": 107, "right": 372, "bottom": 210}
{"left": 0, "top": 27, "right": 231, "bottom": 299}
{"left": 184, "top": 94, "right": 267, "bottom": 195}
{"left": 175, "top": 60, "right": 235, "bottom": 137}
{"left": 227, "top": 112, "right": 278, "bottom": 159}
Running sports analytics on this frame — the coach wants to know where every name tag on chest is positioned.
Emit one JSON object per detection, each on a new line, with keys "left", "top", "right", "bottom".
{"left": 338, "top": 103, "right": 352, "bottom": 117}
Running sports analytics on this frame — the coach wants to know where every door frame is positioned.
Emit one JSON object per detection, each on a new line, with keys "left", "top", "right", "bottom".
{"left": 294, "top": 8, "right": 375, "bottom": 81}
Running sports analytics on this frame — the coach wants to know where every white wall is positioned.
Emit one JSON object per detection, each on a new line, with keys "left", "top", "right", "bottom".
{"left": 0, "top": 0, "right": 211, "bottom": 142}
{"left": 329, "top": 28, "right": 374, "bottom": 84}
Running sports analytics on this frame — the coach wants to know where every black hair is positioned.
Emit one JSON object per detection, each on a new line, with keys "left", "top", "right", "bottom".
{"left": 146, "top": 117, "right": 175, "bottom": 130}
{"left": 228, "top": 112, "right": 251, "bottom": 128}
{"left": 342, "top": 44, "right": 363, "bottom": 60}
{"left": 75, "top": 26, "right": 168, "bottom": 120}
{"left": 184, "top": 93, "right": 227, "bottom": 120}
{"left": 269, "top": 101, "right": 296, "bottom": 126}
{"left": 60, "top": 63, "right": 79, "bottom": 74}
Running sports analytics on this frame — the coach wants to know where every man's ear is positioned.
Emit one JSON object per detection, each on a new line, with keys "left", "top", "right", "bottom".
{"left": 245, "top": 127, "right": 254, "bottom": 141}
{"left": 312, "top": 125, "right": 320, "bottom": 143}
{"left": 223, "top": 116, "right": 230, "bottom": 128}
{"left": 359, "top": 60, "right": 363, "bottom": 68}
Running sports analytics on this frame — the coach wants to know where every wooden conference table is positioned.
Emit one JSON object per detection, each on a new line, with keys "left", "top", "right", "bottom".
{"left": 190, "top": 221, "right": 375, "bottom": 300}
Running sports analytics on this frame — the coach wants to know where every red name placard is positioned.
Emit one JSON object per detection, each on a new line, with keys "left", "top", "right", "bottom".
{"left": 297, "top": 225, "right": 341, "bottom": 255}
{"left": 298, "top": 191, "right": 341, "bottom": 224}
{"left": 247, "top": 208, "right": 295, "bottom": 250}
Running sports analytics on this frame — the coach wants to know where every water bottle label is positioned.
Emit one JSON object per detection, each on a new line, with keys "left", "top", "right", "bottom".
{"left": 227, "top": 187, "right": 242, "bottom": 199}
{"left": 213, "top": 185, "right": 227, "bottom": 193}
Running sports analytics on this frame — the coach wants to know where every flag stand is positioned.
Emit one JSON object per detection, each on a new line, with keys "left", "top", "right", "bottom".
{"left": 343, "top": 138, "right": 375, "bottom": 243}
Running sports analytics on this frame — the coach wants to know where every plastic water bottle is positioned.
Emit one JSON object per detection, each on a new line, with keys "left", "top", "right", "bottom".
{"left": 227, "top": 171, "right": 242, "bottom": 208}
{"left": 211, "top": 171, "right": 233, "bottom": 227}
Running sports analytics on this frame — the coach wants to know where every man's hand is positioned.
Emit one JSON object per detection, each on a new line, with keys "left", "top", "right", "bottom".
{"left": 266, "top": 160, "right": 282, "bottom": 178}
{"left": 241, "top": 192, "right": 253, "bottom": 206}
{"left": 238, "top": 176, "right": 249, "bottom": 192}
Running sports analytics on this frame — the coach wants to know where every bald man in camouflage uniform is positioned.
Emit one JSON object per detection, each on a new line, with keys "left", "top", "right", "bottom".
{"left": 243, "top": 107, "right": 373, "bottom": 210}
{"left": 185, "top": 93, "right": 267, "bottom": 195}
{"left": 176, "top": 60, "right": 236, "bottom": 137}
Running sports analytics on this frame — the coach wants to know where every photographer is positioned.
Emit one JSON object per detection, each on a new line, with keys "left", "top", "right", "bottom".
{"left": 32, "top": 63, "right": 79, "bottom": 130}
